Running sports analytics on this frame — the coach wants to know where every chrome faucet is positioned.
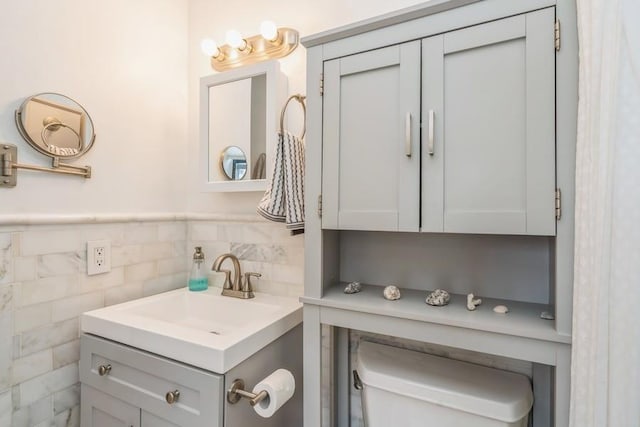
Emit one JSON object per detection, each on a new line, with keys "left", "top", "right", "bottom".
{"left": 211, "top": 253, "right": 260, "bottom": 299}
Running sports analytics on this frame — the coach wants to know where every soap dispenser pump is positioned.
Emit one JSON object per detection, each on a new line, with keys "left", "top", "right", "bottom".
{"left": 188, "top": 247, "right": 208, "bottom": 291}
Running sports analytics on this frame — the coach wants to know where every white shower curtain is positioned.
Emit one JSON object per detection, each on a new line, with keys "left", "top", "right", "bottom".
{"left": 570, "top": 0, "right": 640, "bottom": 426}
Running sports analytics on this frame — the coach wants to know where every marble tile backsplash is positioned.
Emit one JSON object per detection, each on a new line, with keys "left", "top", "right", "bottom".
{"left": 189, "top": 221, "right": 304, "bottom": 297}
{"left": 0, "top": 217, "right": 303, "bottom": 427}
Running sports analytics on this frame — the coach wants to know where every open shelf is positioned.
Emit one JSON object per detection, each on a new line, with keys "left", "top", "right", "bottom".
{"left": 301, "top": 283, "right": 569, "bottom": 344}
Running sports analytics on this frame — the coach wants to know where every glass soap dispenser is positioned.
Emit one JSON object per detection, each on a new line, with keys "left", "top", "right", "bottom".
{"left": 188, "top": 247, "right": 208, "bottom": 291}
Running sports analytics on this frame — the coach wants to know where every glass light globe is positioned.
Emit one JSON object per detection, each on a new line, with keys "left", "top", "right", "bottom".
{"left": 201, "top": 39, "right": 219, "bottom": 57}
{"left": 226, "top": 30, "right": 246, "bottom": 50}
{"left": 260, "top": 20, "right": 278, "bottom": 41}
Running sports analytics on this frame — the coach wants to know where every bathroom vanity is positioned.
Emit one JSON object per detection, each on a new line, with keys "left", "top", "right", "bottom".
{"left": 79, "top": 287, "right": 303, "bottom": 427}
{"left": 81, "top": 334, "right": 224, "bottom": 427}
{"left": 301, "top": 0, "right": 577, "bottom": 426}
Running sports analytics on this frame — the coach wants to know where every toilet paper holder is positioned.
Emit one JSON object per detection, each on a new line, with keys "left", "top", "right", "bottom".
{"left": 227, "top": 379, "right": 269, "bottom": 406}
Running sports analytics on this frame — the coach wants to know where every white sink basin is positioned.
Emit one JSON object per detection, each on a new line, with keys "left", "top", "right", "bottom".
{"left": 81, "top": 287, "right": 302, "bottom": 373}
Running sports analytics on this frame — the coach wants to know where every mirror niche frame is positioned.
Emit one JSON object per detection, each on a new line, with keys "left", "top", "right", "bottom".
{"left": 200, "top": 60, "right": 287, "bottom": 192}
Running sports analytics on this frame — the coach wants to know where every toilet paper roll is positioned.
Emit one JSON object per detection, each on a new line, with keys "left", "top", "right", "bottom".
{"left": 252, "top": 369, "right": 296, "bottom": 418}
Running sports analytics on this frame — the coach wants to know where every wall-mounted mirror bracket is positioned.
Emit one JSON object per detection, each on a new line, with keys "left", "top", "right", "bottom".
{"left": 1, "top": 143, "right": 91, "bottom": 188}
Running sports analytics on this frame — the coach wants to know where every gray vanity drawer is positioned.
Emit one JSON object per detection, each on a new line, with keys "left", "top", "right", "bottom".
{"left": 80, "top": 334, "right": 223, "bottom": 427}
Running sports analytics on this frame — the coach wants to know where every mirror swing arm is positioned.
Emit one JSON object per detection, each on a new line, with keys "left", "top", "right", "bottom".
{"left": 1, "top": 143, "right": 91, "bottom": 187}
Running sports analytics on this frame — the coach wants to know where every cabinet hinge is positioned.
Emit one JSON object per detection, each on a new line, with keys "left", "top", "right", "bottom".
{"left": 554, "top": 19, "right": 561, "bottom": 51}
{"left": 353, "top": 370, "right": 363, "bottom": 390}
{"left": 317, "top": 194, "right": 323, "bottom": 218}
{"left": 555, "top": 189, "right": 562, "bottom": 220}
{"left": 319, "top": 73, "right": 324, "bottom": 96}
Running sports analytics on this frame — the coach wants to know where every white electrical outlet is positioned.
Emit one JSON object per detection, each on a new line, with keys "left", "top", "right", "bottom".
{"left": 87, "top": 240, "right": 111, "bottom": 275}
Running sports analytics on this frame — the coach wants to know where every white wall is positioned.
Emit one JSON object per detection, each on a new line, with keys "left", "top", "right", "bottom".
{"left": 0, "top": 0, "right": 429, "bottom": 216}
{"left": 187, "top": 0, "right": 428, "bottom": 214}
{"left": 0, "top": 0, "right": 189, "bottom": 215}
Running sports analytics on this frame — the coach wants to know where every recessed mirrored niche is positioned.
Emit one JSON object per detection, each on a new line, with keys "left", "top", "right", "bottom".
{"left": 200, "top": 61, "right": 286, "bottom": 192}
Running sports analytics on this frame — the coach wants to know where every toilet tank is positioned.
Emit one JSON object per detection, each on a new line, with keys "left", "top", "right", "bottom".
{"left": 357, "top": 342, "right": 533, "bottom": 427}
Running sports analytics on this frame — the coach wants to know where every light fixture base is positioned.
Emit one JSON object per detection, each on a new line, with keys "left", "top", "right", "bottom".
{"left": 210, "top": 27, "right": 299, "bottom": 72}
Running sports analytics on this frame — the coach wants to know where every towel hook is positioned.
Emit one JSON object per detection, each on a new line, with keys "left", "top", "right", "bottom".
{"left": 279, "top": 94, "right": 306, "bottom": 139}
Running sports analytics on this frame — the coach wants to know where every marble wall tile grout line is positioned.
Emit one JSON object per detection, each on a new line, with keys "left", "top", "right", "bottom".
{"left": 0, "top": 212, "right": 270, "bottom": 227}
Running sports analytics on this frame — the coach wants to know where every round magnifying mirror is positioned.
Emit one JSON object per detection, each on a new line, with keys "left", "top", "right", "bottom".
{"left": 220, "top": 146, "right": 248, "bottom": 180}
{"left": 15, "top": 93, "right": 96, "bottom": 160}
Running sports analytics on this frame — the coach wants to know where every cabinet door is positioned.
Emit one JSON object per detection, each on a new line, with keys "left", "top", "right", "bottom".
{"left": 142, "top": 411, "right": 181, "bottom": 427}
{"left": 322, "top": 41, "right": 421, "bottom": 232}
{"left": 422, "top": 8, "right": 556, "bottom": 235}
{"left": 80, "top": 334, "right": 223, "bottom": 427}
{"left": 81, "top": 384, "right": 140, "bottom": 427}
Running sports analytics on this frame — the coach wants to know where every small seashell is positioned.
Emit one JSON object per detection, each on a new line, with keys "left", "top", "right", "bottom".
{"left": 383, "top": 285, "right": 401, "bottom": 301}
{"left": 540, "top": 311, "right": 555, "bottom": 320}
{"left": 344, "top": 281, "right": 362, "bottom": 294}
{"left": 466, "top": 293, "right": 482, "bottom": 311}
{"left": 493, "top": 305, "right": 509, "bottom": 314}
{"left": 425, "top": 289, "right": 450, "bottom": 306}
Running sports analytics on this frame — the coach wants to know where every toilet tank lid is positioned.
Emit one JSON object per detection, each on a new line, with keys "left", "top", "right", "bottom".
{"left": 357, "top": 341, "right": 533, "bottom": 423}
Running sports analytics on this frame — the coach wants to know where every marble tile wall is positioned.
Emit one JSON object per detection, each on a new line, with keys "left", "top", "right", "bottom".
{"left": 0, "top": 220, "right": 188, "bottom": 427}
{"left": 0, "top": 217, "right": 303, "bottom": 427}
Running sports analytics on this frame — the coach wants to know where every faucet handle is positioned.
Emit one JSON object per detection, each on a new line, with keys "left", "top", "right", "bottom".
{"left": 243, "top": 272, "right": 261, "bottom": 292}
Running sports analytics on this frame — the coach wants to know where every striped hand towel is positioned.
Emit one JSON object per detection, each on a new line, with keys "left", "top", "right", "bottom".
{"left": 257, "top": 130, "right": 305, "bottom": 233}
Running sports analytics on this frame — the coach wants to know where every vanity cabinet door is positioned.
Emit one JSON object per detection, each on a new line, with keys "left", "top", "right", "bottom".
{"left": 80, "top": 335, "right": 223, "bottom": 427}
{"left": 322, "top": 41, "right": 421, "bottom": 232}
{"left": 142, "top": 411, "right": 180, "bottom": 427}
{"left": 81, "top": 385, "right": 141, "bottom": 427}
{"left": 422, "top": 8, "right": 556, "bottom": 235}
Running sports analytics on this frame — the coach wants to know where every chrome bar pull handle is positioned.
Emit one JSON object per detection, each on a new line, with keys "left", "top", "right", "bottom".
{"left": 428, "top": 109, "right": 435, "bottom": 156}
{"left": 405, "top": 112, "right": 412, "bottom": 157}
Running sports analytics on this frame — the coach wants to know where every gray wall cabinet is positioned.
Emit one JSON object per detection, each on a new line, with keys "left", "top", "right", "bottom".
{"left": 321, "top": 8, "right": 556, "bottom": 236}
{"left": 302, "top": 0, "right": 577, "bottom": 426}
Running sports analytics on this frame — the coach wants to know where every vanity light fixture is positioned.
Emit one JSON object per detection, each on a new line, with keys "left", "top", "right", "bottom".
{"left": 201, "top": 21, "right": 299, "bottom": 72}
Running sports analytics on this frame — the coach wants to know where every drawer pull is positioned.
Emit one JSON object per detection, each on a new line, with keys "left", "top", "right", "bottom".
{"left": 166, "top": 390, "right": 180, "bottom": 404}
{"left": 97, "top": 364, "right": 111, "bottom": 376}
